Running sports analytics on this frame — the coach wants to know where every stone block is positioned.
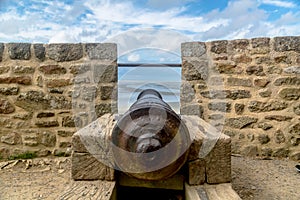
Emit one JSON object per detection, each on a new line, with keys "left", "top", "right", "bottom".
{"left": 248, "top": 100, "right": 288, "bottom": 112}
{"left": 234, "top": 103, "right": 245, "bottom": 115}
{"left": 86, "top": 43, "right": 117, "bottom": 60}
{"left": 208, "top": 102, "right": 231, "bottom": 113}
{"left": 232, "top": 54, "right": 252, "bottom": 63}
{"left": 47, "top": 44, "right": 83, "bottom": 62}
{"left": 254, "top": 78, "right": 270, "bottom": 87}
{"left": 46, "top": 79, "right": 71, "bottom": 88}
{"left": 0, "top": 66, "right": 10, "bottom": 74}
{"left": 0, "top": 76, "right": 31, "bottom": 85}
{"left": 33, "top": 44, "right": 45, "bottom": 61}
{"left": 72, "top": 152, "right": 115, "bottom": 181}
{"left": 274, "top": 77, "right": 300, "bottom": 86}
{"left": 12, "top": 66, "right": 35, "bottom": 74}
{"left": 246, "top": 65, "right": 265, "bottom": 76}
{"left": 0, "top": 98, "right": 15, "bottom": 114}
{"left": 211, "top": 40, "right": 228, "bottom": 54}
{"left": 205, "top": 133, "right": 231, "bottom": 184}
{"left": 214, "top": 62, "right": 242, "bottom": 74}
{"left": 0, "top": 43, "right": 4, "bottom": 62}
{"left": 229, "top": 39, "right": 249, "bottom": 51}
{"left": 180, "top": 104, "right": 204, "bottom": 119}
{"left": 251, "top": 37, "right": 270, "bottom": 54}
{"left": 100, "top": 85, "right": 114, "bottom": 100}
{"left": 188, "top": 159, "right": 206, "bottom": 185}
{"left": 39, "top": 65, "right": 66, "bottom": 75}
{"left": 181, "top": 42, "right": 207, "bottom": 58}
{"left": 200, "top": 90, "right": 251, "bottom": 100}
{"left": 35, "top": 120, "right": 59, "bottom": 127}
{"left": 7, "top": 43, "right": 31, "bottom": 60}
{"left": 225, "top": 117, "right": 258, "bottom": 129}
{"left": 70, "top": 63, "right": 91, "bottom": 75}
{"left": 274, "top": 36, "right": 300, "bottom": 52}
{"left": 180, "top": 82, "right": 195, "bottom": 103}
{"left": 182, "top": 59, "right": 209, "bottom": 81}
{"left": 93, "top": 64, "right": 117, "bottom": 83}
{"left": 182, "top": 115, "right": 231, "bottom": 184}
{"left": 279, "top": 88, "right": 300, "bottom": 100}
{"left": 227, "top": 77, "right": 252, "bottom": 87}
{"left": 283, "top": 66, "right": 300, "bottom": 74}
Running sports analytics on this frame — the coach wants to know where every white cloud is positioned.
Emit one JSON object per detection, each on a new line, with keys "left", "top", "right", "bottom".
{"left": 260, "top": 0, "right": 296, "bottom": 8}
{"left": 127, "top": 53, "right": 140, "bottom": 62}
{"left": 0, "top": 0, "right": 299, "bottom": 49}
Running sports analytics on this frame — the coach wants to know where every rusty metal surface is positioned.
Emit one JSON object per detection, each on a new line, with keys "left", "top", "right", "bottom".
{"left": 111, "top": 89, "right": 191, "bottom": 180}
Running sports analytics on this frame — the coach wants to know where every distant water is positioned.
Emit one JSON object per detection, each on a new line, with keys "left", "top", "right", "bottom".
{"left": 118, "top": 66, "right": 181, "bottom": 113}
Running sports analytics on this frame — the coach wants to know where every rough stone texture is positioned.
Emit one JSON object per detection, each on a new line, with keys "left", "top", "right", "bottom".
{"left": 246, "top": 65, "right": 265, "bottom": 76}
{"left": 0, "top": 43, "right": 4, "bottom": 62}
{"left": 208, "top": 102, "right": 231, "bottom": 112}
{"left": 265, "top": 115, "right": 293, "bottom": 121}
{"left": 12, "top": 66, "right": 35, "bottom": 74}
{"left": 279, "top": 88, "right": 300, "bottom": 100}
{"left": 33, "top": 44, "right": 46, "bottom": 61}
{"left": 39, "top": 65, "right": 67, "bottom": 75}
{"left": 47, "top": 44, "right": 83, "bottom": 62}
{"left": 200, "top": 90, "right": 251, "bottom": 100}
{"left": 205, "top": 133, "right": 231, "bottom": 184}
{"left": 227, "top": 77, "right": 252, "bottom": 87}
{"left": 211, "top": 40, "right": 228, "bottom": 54}
{"left": 254, "top": 79, "right": 270, "bottom": 87}
{"left": 0, "top": 43, "right": 117, "bottom": 159}
{"left": 182, "top": 42, "right": 206, "bottom": 57}
{"left": 86, "top": 43, "right": 117, "bottom": 60}
{"left": 180, "top": 104, "right": 204, "bottom": 118}
{"left": 283, "top": 66, "right": 300, "bottom": 74}
{"left": 274, "top": 130, "right": 285, "bottom": 144}
{"left": 0, "top": 76, "right": 31, "bottom": 85}
{"left": 248, "top": 101, "right": 288, "bottom": 112}
{"left": 274, "top": 36, "right": 300, "bottom": 52}
{"left": 0, "top": 86, "right": 19, "bottom": 95}
{"left": 0, "top": 99, "right": 15, "bottom": 114}
{"left": 93, "top": 64, "right": 117, "bottom": 83}
{"left": 225, "top": 117, "right": 258, "bottom": 129}
{"left": 274, "top": 77, "right": 300, "bottom": 86}
{"left": 7, "top": 43, "right": 31, "bottom": 60}
{"left": 182, "top": 59, "right": 209, "bottom": 81}
{"left": 258, "top": 134, "right": 270, "bottom": 144}
{"left": 234, "top": 104, "right": 245, "bottom": 115}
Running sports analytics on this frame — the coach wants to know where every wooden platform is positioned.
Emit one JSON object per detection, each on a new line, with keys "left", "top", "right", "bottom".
{"left": 185, "top": 183, "right": 241, "bottom": 200}
{"left": 59, "top": 181, "right": 116, "bottom": 200}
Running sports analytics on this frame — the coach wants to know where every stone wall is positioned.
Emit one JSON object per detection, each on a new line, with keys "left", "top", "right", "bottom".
{"left": 0, "top": 43, "right": 117, "bottom": 159}
{"left": 181, "top": 36, "right": 300, "bottom": 161}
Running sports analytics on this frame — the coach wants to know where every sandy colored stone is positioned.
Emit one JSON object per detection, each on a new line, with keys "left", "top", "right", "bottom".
{"left": 188, "top": 159, "right": 206, "bottom": 185}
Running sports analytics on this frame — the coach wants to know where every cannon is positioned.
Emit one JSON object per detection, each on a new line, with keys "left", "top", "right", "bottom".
{"left": 111, "top": 89, "right": 191, "bottom": 181}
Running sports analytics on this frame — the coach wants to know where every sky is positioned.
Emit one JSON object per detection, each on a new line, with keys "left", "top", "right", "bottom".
{"left": 1, "top": 0, "right": 300, "bottom": 63}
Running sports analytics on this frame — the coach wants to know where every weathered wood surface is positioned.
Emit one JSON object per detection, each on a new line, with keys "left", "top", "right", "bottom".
{"left": 59, "top": 181, "right": 116, "bottom": 200}
{"left": 118, "top": 173, "right": 184, "bottom": 190}
{"left": 72, "top": 152, "right": 114, "bottom": 181}
{"left": 185, "top": 183, "right": 241, "bottom": 200}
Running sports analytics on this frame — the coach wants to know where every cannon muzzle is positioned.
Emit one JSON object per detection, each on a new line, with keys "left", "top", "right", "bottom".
{"left": 112, "top": 89, "right": 190, "bottom": 180}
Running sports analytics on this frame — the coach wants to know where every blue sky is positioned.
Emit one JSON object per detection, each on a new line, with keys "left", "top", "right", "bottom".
{"left": 0, "top": 0, "right": 300, "bottom": 63}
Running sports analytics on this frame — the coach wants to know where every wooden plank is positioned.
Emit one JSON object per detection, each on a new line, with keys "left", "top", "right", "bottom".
{"left": 59, "top": 181, "right": 116, "bottom": 200}
{"left": 118, "top": 173, "right": 184, "bottom": 190}
{"left": 185, "top": 183, "right": 241, "bottom": 200}
{"left": 204, "top": 183, "right": 241, "bottom": 200}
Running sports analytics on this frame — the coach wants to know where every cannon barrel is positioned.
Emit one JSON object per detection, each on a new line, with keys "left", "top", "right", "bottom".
{"left": 112, "top": 89, "right": 190, "bottom": 180}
